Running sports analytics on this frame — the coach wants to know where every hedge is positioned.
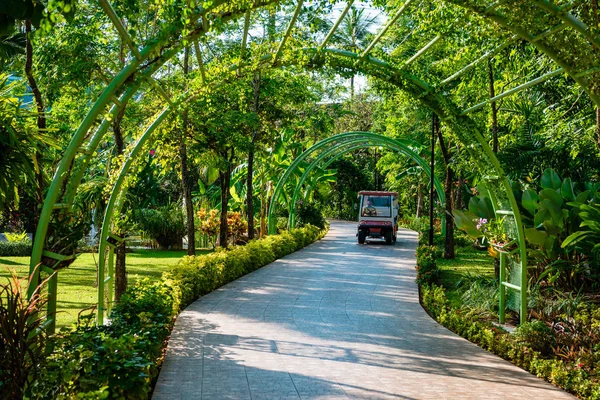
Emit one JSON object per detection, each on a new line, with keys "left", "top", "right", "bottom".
{"left": 27, "top": 224, "right": 327, "bottom": 399}
{"left": 421, "top": 284, "right": 600, "bottom": 399}
{"left": 0, "top": 241, "right": 32, "bottom": 257}
{"left": 166, "top": 224, "right": 326, "bottom": 311}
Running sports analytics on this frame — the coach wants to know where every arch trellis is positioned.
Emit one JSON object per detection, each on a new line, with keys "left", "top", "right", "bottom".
{"left": 266, "top": 132, "right": 446, "bottom": 234}
{"left": 28, "top": 0, "right": 600, "bottom": 331}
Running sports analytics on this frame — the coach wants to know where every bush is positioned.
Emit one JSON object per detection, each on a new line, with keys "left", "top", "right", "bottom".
{"left": 135, "top": 205, "right": 186, "bottom": 249}
{"left": 514, "top": 320, "right": 555, "bottom": 355}
{"left": 415, "top": 245, "right": 441, "bottom": 285}
{"left": 458, "top": 277, "right": 499, "bottom": 317}
{"left": 27, "top": 226, "right": 328, "bottom": 399}
{"left": 4, "top": 232, "right": 29, "bottom": 243}
{"left": 420, "top": 284, "right": 599, "bottom": 399}
{"left": 0, "top": 240, "right": 32, "bottom": 256}
{"left": 167, "top": 224, "right": 325, "bottom": 312}
{"left": 31, "top": 280, "right": 175, "bottom": 399}
{"left": 295, "top": 201, "right": 326, "bottom": 229}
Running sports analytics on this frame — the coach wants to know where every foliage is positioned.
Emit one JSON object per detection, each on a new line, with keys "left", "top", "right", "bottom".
{"left": 0, "top": 240, "right": 32, "bottom": 256}
{"left": 562, "top": 202, "right": 600, "bottom": 269}
{"left": 30, "top": 280, "right": 175, "bottom": 399}
{"left": 197, "top": 208, "right": 220, "bottom": 248}
{"left": 454, "top": 169, "right": 600, "bottom": 289}
{"left": 457, "top": 276, "right": 499, "bottom": 318}
{"left": 0, "top": 268, "right": 50, "bottom": 399}
{"left": 134, "top": 204, "right": 186, "bottom": 249}
{"left": 0, "top": 74, "right": 36, "bottom": 211}
{"left": 167, "top": 225, "right": 326, "bottom": 311}
{"left": 4, "top": 231, "right": 29, "bottom": 243}
{"left": 295, "top": 201, "right": 326, "bottom": 229}
{"left": 421, "top": 284, "right": 600, "bottom": 399}
{"left": 227, "top": 212, "right": 248, "bottom": 244}
{"left": 513, "top": 320, "right": 555, "bottom": 355}
{"left": 320, "top": 158, "right": 373, "bottom": 221}
{"left": 415, "top": 245, "right": 441, "bottom": 285}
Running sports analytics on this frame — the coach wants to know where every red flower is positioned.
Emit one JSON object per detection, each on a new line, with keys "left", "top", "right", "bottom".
{"left": 149, "top": 149, "right": 156, "bottom": 156}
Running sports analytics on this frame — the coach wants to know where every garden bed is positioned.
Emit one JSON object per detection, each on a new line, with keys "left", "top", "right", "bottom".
{"left": 3, "top": 225, "right": 327, "bottom": 399}
{"left": 416, "top": 240, "right": 600, "bottom": 399}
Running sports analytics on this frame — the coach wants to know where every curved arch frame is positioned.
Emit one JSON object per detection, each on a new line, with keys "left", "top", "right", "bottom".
{"left": 28, "top": 0, "right": 600, "bottom": 331}
{"left": 266, "top": 132, "right": 445, "bottom": 233}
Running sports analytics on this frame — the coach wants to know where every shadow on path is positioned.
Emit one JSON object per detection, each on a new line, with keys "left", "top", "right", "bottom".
{"left": 153, "top": 221, "right": 574, "bottom": 400}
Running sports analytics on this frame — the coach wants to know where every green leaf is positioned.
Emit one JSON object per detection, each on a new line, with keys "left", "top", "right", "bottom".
{"left": 561, "top": 230, "right": 591, "bottom": 248}
{"left": 197, "top": 180, "right": 206, "bottom": 195}
{"left": 534, "top": 208, "right": 549, "bottom": 226}
{"left": 468, "top": 196, "right": 478, "bottom": 215}
{"left": 539, "top": 188, "right": 563, "bottom": 207}
{"left": 452, "top": 210, "right": 483, "bottom": 239}
{"left": 574, "top": 190, "right": 590, "bottom": 204}
{"left": 524, "top": 228, "right": 547, "bottom": 247}
{"left": 561, "top": 178, "right": 575, "bottom": 202}
{"left": 521, "top": 189, "right": 538, "bottom": 216}
{"left": 541, "top": 168, "right": 561, "bottom": 190}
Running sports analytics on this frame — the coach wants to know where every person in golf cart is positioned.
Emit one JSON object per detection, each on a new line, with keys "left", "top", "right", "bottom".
{"left": 362, "top": 197, "right": 377, "bottom": 216}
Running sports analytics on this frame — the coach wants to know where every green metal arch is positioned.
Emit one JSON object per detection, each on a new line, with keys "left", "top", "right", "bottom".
{"left": 30, "top": 0, "right": 600, "bottom": 330}
{"left": 266, "top": 132, "right": 445, "bottom": 233}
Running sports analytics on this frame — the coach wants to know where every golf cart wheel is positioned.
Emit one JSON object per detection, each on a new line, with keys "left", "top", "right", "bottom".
{"left": 358, "top": 231, "right": 366, "bottom": 244}
{"left": 385, "top": 230, "right": 393, "bottom": 245}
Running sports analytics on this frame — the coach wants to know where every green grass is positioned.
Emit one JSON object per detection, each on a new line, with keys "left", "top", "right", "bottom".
{"left": 436, "top": 245, "right": 495, "bottom": 308}
{"left": 0, "top": 249, "right": 210, "bottom": 329}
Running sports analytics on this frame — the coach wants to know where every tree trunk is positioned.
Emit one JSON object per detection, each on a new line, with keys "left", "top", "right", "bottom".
{"left": 180, "top": 46, "right": 195, "bottom": 255}
{"left": 416, "top": 183, "right": 423, "bottom": 217}
{"left": 436, "top": 118, "right": 455, "bottom": 259}
{"left": 456, "top": 176, "right": 463, "bottom": 210}
{"left": 112, "top": 106, "right": 127, "bottom": 301}
{"left": 218, "top": 165, "right": 232, "bottom": 248}
{"left": 247, "top": 72, "right": 261, "bottom": 240}
{"left": 596, "top": 107, "right": 600, "bottom": 153}
{"left": 443, "top": 167, "right": 455, "bottom": 259}
{"left": 25, "top": 20, "right": 46, "bottom": 239}
{"left": 488, "top": 59, "right": 499, "bottom": 153}
{"left": 350, "top": 75, "right": 355, "bottom": 99}
{"left": 246, "top": 149, "right": 255, "bottom": 239}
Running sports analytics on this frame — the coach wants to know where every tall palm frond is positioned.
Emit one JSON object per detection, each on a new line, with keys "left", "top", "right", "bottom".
{"left": 0, "top": 32, "right": 26, "bottom": 61}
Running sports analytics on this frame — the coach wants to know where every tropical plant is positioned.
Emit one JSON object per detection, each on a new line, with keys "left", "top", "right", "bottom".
{"left": 197, "top": 208, "right": 220, "bottom": 248}
{"left": 454, "top": 169, "right": 600, "bottom": 288}
{"left": 4, "top": 231, "right": 29, "bottom": 243}
{"left": 562, "top": 203, "right": 600, "bottom": 272}
{"left": 134, "top": 204, "right": 186, "bottom": 249}
{"left": 0, "top": 267, "right": 51, "bottom": 399}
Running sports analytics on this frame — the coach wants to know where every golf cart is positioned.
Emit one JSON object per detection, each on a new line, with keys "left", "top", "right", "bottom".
{"left": 357, "top": 191, "right": 399, "bottom": 245}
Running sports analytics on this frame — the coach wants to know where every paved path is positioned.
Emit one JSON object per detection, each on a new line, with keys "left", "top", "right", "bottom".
{"left": 154, "top": 221, "right": 573, "bottom": 400}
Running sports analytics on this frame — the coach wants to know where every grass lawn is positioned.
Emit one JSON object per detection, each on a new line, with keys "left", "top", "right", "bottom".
{"left": 436, "top": 245, "right": 495, "bottom": 308}
{"left": 0, "top": 249, "right": 210, "bottom": 329}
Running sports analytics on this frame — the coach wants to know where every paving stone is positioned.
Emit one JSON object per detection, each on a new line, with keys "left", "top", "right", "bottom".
{"left": 153, "top": 221, "right": 575, "bottom": 400}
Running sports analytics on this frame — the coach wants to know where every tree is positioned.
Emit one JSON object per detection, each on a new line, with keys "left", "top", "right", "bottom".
{"left": 332, "top": 6, "right": 377, "bottom": 98}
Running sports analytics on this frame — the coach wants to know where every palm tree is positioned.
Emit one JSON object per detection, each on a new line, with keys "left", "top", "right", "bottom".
{"left": 333, "top": 6, "right": 378, "bottom": 98}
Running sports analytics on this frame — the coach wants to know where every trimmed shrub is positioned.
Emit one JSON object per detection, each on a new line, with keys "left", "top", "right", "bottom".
{"left": 415, "top": 245, "right": 441, "bottom": 285}
{"left": 27, "top": 225, "right": 328, "bottom": 399}
{"left": 168, "top": 224, "right": 326, "bottom": 312}
{"left": 421, "top": 284, "right": 599, "bottom": 399}
{"left": 30, "top": 280, "right": 176, "bottom": 399}
{"left": 513, "top": 320, "right": 555, "bottom": 355}
{"left": 0, "top": 241, "right": 32, "bottom": 256}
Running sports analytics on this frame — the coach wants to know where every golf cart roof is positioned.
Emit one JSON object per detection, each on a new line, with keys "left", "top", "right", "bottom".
{"left": 358, "top": 191, "right": 398, "bottom": 197}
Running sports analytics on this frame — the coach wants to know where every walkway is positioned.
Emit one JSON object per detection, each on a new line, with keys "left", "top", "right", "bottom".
{"left": 153, "top": 221, "right": 573, "bottom": 400}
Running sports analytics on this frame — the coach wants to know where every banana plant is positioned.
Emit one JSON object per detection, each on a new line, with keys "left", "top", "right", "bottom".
{"left": 562, "top": 203, "right": 600, "bottom": 269}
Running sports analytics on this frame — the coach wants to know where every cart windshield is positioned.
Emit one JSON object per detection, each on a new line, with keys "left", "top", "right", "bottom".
{"left": 361, "top": 196, "right": 391, "bottom": 217}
